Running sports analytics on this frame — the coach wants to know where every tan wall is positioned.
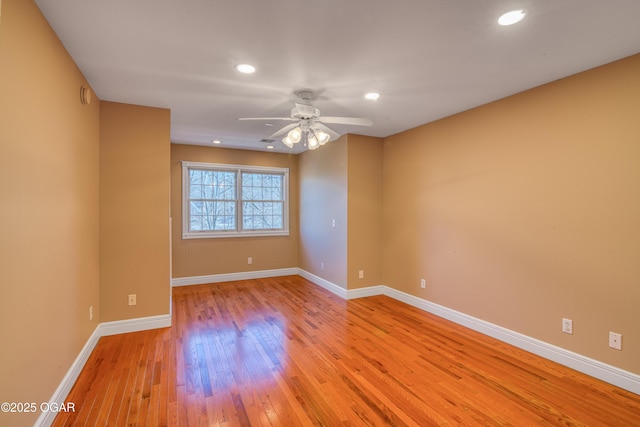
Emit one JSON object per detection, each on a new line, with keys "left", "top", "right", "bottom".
{"left": 382, "top": 54, "right": 640, "bottom": 374}
{"left": 347, "top": 135, "right": 383, "bottom": 289}
{"left": 298, "top": 136, "right": 348, "bottom": 287}
{"left": 100, "top": 102, "right": 171, "bottom": 321}
{"left": 0, "top": 1, "right": 100, "bottom": 425}
{"left": 171, "top": 144, "right": 299, "bottom": 278}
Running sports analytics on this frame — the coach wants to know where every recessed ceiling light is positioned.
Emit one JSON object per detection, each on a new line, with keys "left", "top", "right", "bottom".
{"left": 365, "top": 92, "right": 380, "bottom": 101}
{"left": 266, "top": 145, "right": 274, "bottom": 150}
{"left": 235, "top": 63, "right": 256, "bottom": 74}
{"left": 265, "top": 123, "right": 274, "bottom": 127}
{"left": 498, "top": 10, "right": 525, "bottom": 26}
{"left": 212, "top": 139, "right": 222, "bottom": 144}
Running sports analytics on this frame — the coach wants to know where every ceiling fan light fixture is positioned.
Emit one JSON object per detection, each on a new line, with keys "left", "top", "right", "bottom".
{"left": 241, "top": 90, "right": 373, "bottom": 152}
{"left": 498, "top": 10, "right": 525, "bottom": 26}
{"left": 288, "top": 127, "right": 302, "bottom": 143}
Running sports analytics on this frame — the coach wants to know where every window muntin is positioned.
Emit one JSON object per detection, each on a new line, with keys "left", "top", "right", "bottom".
{"left": 182, "top": 162, "right": 289, "bottom": 238}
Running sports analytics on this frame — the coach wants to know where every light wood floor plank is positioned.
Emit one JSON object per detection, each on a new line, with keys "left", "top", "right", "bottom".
{"left": 54, "top": 275, "right": 640, "bottom": 426}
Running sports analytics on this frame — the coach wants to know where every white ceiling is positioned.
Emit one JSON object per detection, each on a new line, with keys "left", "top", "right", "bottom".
{"left": 35, "top": 0, "right": 640, "bottom": 153}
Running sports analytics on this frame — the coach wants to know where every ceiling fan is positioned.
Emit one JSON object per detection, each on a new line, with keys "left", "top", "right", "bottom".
{"left": 239, "top": 90, "right": 373, "bottom": 150}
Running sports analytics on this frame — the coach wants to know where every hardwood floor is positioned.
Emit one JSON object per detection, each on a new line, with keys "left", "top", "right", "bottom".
{"left": 54, "top": 275, "right": 640, "bottom": 426}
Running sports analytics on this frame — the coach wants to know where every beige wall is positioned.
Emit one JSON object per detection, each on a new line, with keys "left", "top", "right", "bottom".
{"left": 383, "top": 54, "right": 640, "bottom": 374}
{"left": 0, "top": 1, "right": 100, "bottom": 425}
{"left": 347, "top": 135, "right": 383, "bottom": 289}
{"left": 171, "top": 144, "right": 299, "bottom": 278}
{"left": 100, "top": 102, "right": 171, "bottom": 321}
{"left": 298, "top": 136, "right": 349, "bottom": 287}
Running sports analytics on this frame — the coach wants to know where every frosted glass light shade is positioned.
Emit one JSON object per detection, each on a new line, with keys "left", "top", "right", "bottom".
{"left": 307, "top": 134, "right": 319, "bottom": 150}
{"left": 282, "top": 136, "right": 295, "bottom": 148}
{"left": 316, "top": 131, "right": 330, "bottom": 145}
{"left": 288, "top": 127, "right": 302, "bottom": 143}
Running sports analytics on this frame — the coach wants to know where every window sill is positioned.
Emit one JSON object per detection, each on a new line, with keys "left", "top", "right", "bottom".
{"left": 182, "top": 230, "right": 290, "bottom": 239}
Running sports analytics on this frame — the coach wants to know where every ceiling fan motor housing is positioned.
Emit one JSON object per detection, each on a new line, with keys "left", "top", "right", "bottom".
{"left": 291, "top": 104, "right": 319, "bottom": 120}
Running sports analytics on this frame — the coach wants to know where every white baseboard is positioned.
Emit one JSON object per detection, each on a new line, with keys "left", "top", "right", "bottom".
{"left": 297, "top": 269, "right": 348, "bottom": 299}
{"left": 296, "top": 273, "right": 640, "bottom": 395}
{"left": 34, "top": 326, "right": 102, "bottom": 427}
{"left": 172, "top": 268, "right": 377, "bottom": 302}
{"left": 99, "top": 314, "right": 172, "bottom": 336}
{"left": 35, "top": 313, "right": 171, "bottom": 427}
{"left": 171, "top": 268, "right": 298, "bottom": 287}
{"left": 347, "top": 285, "right": 385, "bottom": 300}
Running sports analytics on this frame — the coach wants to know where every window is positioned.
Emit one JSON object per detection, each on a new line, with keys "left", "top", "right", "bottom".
{"left": 182, "top": 162, "right": 289, "bottom": 238}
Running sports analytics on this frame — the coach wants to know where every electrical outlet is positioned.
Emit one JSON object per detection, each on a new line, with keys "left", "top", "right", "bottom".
{"left": 128, "top": 294, "right": 137, "bottom": 306}
{"left": 320, "top": 262, "right": 324, "bottom": 271}
{"left": 247, "top": 257, "right": 253, "bottom": 265}
{"left": 332, "top": 219, "right": 336, "bottom": 228}
{"left": 609, "top": 332, "right": 622, "bottom": 350}
{"left": 89, "top": 305, "right": 93, "bottom": 321}
{"left": 420, "top": 278, "right": 426, "bottom": 289}
{"left": 358, "top": 270, "right": 364, "bottom": 279}
{"left": 562, "top": 318, "right": 573, "bottom": 334}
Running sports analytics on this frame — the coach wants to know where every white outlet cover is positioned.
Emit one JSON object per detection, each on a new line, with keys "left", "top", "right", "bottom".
{"left": 562, "top": 318, "right": 573, "bottom": 334}
{"left": 609, "top": 332, "right": 622, "bottom": 350}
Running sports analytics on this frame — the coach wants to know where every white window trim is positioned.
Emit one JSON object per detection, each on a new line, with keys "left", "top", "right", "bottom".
{"left": 182, "top": 161, "right": 289, "bottom": 239}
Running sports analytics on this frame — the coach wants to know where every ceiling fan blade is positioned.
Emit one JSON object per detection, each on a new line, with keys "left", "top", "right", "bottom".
{"left": 268, "top": 122, "right": 301, "bottom": 139}
{"left": 313, "top": 122, "right": 340, "bottom": 140}
{"left": 319, "top": 116, "right": 373, "bottom": 126}
{"left": 238, "top": 117, "right": 296, "bottom": 121}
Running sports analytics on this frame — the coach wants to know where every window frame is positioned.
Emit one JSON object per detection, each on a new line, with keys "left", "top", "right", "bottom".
{"left": 182, "top": 161, "right": 289, "bottom": 239}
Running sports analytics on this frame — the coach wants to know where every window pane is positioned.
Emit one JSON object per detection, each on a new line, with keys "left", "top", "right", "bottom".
{"left": 241, "top": 172, "right": 283, "bottom": 201}
{"left": 190, "top": 199, "right": 236, "bottom": 232}
{"left": 215, "top": 171, "right": 236, "bottom": 199}
{"left": 242, "top": 201, "right": 284, "bottom": 230}
{"left": 190, "top": 215, "right": 203, "bottom": 231}
{"left": 189, "top": 170, "right": 202, "bottom": 198}
{"left": 243, "top": 215, "right": 254, "bottom": 230}
{"left": 239, "top": 172, "right": 284, "bottom": 231}
{"left": 226, "top": 186, "right": 235, "bottom": 199}
{"left": 191, "top": 170, "right": 234, "bottom": 200}
{"left": 190, "top": 200, "right": 206, "bottom": 218}
{"left": 190, "top": 170, "right": 203, "bottom": 185}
